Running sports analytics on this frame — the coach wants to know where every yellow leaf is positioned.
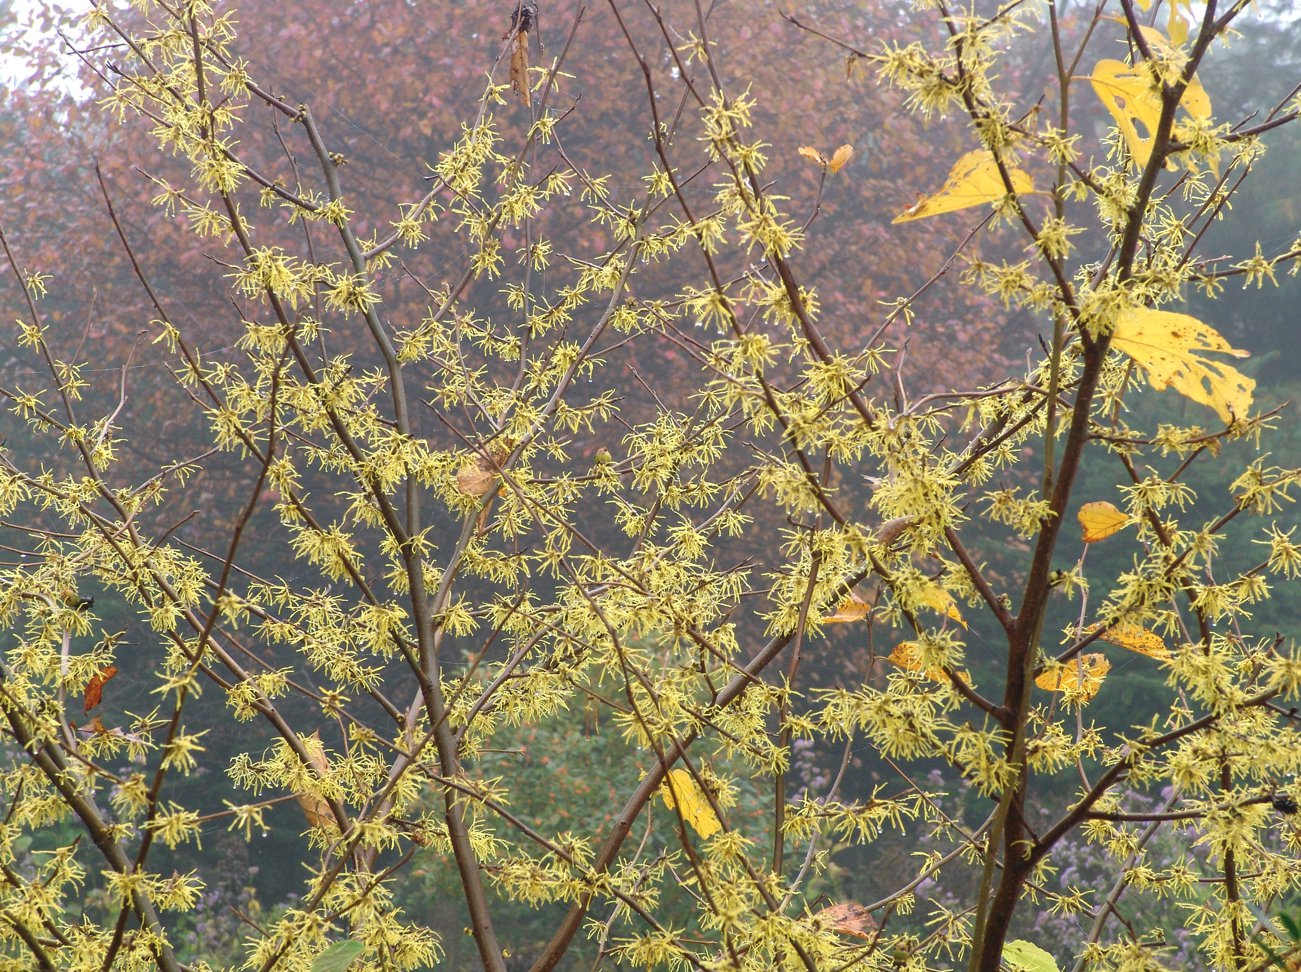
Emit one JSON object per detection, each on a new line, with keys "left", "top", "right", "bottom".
{"left": 1167, "top": 4, "right": 1190, "bottom": 46}
{"left": 821, "top": 590, "right": 870, "bottom": 624}
{"left": 885, "top": 642, "right": 948, "bottom": 682}
{"left": 1106, "top": 18, "right": 1182, "bottom": 58}
{"left": 658, "top": 768, "right": 721, "bottom": 838}
{"left": 1112, "top": 308, "right": 1254, "bottom": 424}
{"left": 916, "top": 582, "right": 967, "bottom": 629}
{"left": 893, "top": 150, "right": 1033, "bottom": 223}
{"left": 1036, "top": 653, "right": 1110, "bottom": 701}
{"left": 1088, "top": 59, "right": 1210, "bottom": 169}
{"left": 1078, "top": 501, "right": 1129, "bottom": 543}
{"left": 827, "top": 143, "right": 854, "bottom": 174}
{"left": 1096, "top": 622, "right": 1170, "bottom": 660}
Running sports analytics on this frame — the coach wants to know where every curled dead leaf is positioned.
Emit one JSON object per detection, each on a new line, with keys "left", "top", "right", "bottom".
{"left": 296, "top": 731, "right": 334, "bottom": 830}
{"left": 1095, "top": 622, "right": 1170, "bottom": 660}
{"left": 875, "top": 515, "right": 918, "bottom": 547}
{"left": 821, "top": 590, "right": 870, "bottom": 624}
{"left": 812, "top": 901, "right": 877, "bottom": 939}
{"left": 798, "top": 145, "right": 826, "bottom": 166}
{"left": 509, "top": 29, "right": 531, "bottom": 107}
{"left": 1036, "top": 653, "right": 1110, "bottom": 701}
{"left": 456, "top": 443, "right": 509, "bottom": 499}
{"left": 83, "top": 664, "right": 118, "bottom": 714}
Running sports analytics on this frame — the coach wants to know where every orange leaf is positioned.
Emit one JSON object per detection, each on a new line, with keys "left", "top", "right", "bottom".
{"left": 83, "top": 665, "right": 118, "bottom": 714}
{"left": 510, "top": 30, "right": 531, "bottom": 107}
{"left": 827, "top": 144, "right": 853, "bottom": 174}
{"left": 798, "top": 145, "right": 827, "bottom": 167}
{"left": 821, "top": 590, "right": 870, "bottom": 624}
{"left": 798, "top": 144, "right": 852, "bottom": 174}
{"left": 1078, "top": 501, "right": 1129, "bottom": 543}
{"left": 1096, "top": 622, "right": 1170, "bottom": 660}
{"left": 1036, "top": 653, "right": 1110, "bottom": 700}
{"left": 812, "top": 901, "right": 877, "bottom": 939}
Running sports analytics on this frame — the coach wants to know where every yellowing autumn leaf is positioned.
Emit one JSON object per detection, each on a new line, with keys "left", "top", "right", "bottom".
{"left": 1036, "top": 653, "right": 1110, "bottom": 701}
{"left": 1167, "top": 3, "right": 1190, "bottom": 45}
{"left": 798, "top": 143, "right": 854, "bottom": 174}
{"left": 893, "top": 150, "right": 1033, "bottom": 223}
{"left": 658, "top": 767, "right": 721, "bottom": 838}
{"left": 886, "top": 641, "right": 939, "bottom": 680}
{"left": 1088, "top": 59, "right": 1211, "bottom": 169}
{"left": 885, "top": 642, "right": 965, "bottom": 683}
{"left": 916, "top": 582, "right": 967, "bottom": 629}
{"left": 1111, "top": 308, "right": 1254, "bottom": 424}
{"left": 1096, "top": 622, "right": 1170, "bottom": 660}
{"left": 1078, "top": 501, "right": 1129, "bottom": 543}
{"left": 1131, "top": 0, "right": 1193, "bottom": 45}
{"left": 821, "top": 590, "right": 871, "bottom": 624}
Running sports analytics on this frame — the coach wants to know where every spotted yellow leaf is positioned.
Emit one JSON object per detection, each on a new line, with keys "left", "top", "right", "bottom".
{"left": 885, "top": 641, "right": 944, "bottom": 681}
{"left": 658, "top": 767, "right": 721, "bottom": 838}
{"left": 1112, "top": 308, "right": 1254, "bottom": 424}
{"left": 885, "top": 641, "right": 968, "bottom": 684}
{"left": 1036, "top": 653, "right": 1110, "bottom": 701}
{"left": 1078, "top": 501, "right": 1129, "bottom": 543}
{"left": 821, "top": 590, "right": 871, "bottom": 624}
{"left": 893, "top": 150, "right": 1033, "bottom": 223}
{"left": 1096, "top": 622, "right": 1170, "bottom": 660}
{"left": 1088, "top": 58, "right": 1210, "bottom": 170}
{"left": 916, "top": 582, "right": 967, "bottom": 629}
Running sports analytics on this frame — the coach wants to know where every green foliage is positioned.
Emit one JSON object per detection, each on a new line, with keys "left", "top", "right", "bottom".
{"left": 311, "top": 940, "right": 365, "bottom": 972}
